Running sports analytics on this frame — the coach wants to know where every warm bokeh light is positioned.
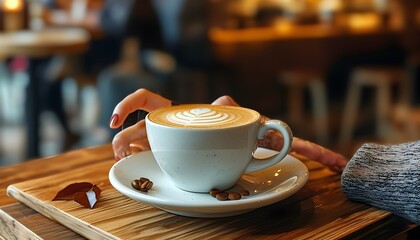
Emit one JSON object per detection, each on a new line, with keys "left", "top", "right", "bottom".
{"left": 347, "top": 13, "right": 382, "bottom": 30}
{"left": 3, "top": 0, "right": 23, "bottom": 12}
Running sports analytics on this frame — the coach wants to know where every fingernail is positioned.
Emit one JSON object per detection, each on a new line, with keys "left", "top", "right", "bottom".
{"left": 115, "top": 156, "right": 120, "bottom": 161}
{"left": 110, "top": 114, "right": 119, "bottom": 127}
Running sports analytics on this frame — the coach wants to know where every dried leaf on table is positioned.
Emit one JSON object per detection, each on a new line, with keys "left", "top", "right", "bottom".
{"left": 73, "top": 185, "right": 101, "bottom": 209}
{"left": 52, "top": 182, "right": 94, "bottom": 200}
{"left": 52, "top": 182, "right": 102, "bottom": 209}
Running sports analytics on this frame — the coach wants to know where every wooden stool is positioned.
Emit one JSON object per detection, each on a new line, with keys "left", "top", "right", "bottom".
{"left": 338, "top": 66, "right": 411, "bottom": 150}
{"left": 278, "top": 71, "right": 329, "bottom": 145}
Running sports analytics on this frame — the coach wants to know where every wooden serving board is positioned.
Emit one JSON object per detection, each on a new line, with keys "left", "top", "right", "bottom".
{"left": 6, "top": 158, "right": 393, "bottom": 240}
{"left": 0, "top": 203, "right": 86, "bottom": 240}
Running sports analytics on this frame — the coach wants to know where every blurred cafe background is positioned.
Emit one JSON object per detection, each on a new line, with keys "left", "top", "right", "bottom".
{"left": 0, "top": 0, "right": 419, "bottom": 166}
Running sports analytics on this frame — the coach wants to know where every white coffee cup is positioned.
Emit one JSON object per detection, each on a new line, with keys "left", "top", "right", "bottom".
{"left": 145, "top": 104, "right": 293, "bottom": 193}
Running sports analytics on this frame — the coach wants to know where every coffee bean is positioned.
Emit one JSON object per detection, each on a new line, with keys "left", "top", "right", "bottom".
{"left": 140, "top": 180, "right": 153, "bottom": 192}
{"left": 240, "top": 190, "right": 250, "bottom": 196}
{"left": 139, "top": 177, "right": 149, "bottom": 184}
{"left": 216, "top": 192, "right": 229, "bottom": 201}
{"left": 210, "top": 188, "right": 250, "bottom": 201}
{"left": 209, "top": 188, "right": 221, "bottom": 197}
{"left": 131, "top": 179, "right": 140, "bottom": 190}
{"left": 131, "top": 177, "right": 153, "bottom": 192}
{"left": 228, "top": 192, "right": 242, "bottom": 200}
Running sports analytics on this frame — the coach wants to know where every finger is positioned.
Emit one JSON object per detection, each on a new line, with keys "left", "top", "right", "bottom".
{"left": 291, "top": 137, "right": 348, "bottom": 172}
{"left": 112, "top": 120, "right": 147, "bottom": 160}
{"left": 110, "top": 88, "right": 172, "bottom": 128}
{"left": 212, "top": 95, "right": 240, "bottom": 106}
{"left": 129, "top": 138, "right": 151, "bottom": 153}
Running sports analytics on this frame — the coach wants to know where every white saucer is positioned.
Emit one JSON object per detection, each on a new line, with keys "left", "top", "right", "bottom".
{"left": 109, "top": 148, "right": 308, "bottom": 218}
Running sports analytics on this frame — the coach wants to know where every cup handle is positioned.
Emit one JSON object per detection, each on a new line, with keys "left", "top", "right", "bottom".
{"left": 245, "top": 120, "right": 293, "bottom": 173}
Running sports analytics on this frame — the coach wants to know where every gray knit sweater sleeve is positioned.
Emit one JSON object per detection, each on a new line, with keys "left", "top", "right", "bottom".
{"left": 341, "top": 140, "right": 420, "bottom": 224}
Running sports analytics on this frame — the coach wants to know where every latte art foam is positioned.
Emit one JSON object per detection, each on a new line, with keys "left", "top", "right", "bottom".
{"left": 148, "top": 104, "right": 259, "bottom": 129}
{"left": 168, "top": 108, "right": 236, "bottom": 126}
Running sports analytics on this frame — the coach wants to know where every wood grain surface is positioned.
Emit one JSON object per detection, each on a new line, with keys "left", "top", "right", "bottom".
{"left": 5, "top": 151, "right": 411, "bottom": 240}
{"left": 0, "top": 144, "right": 114, "bottom": 206}
{"left": 0, "top": 203, "right": 86, "bottom": 239}
{"left": 0, "top": 144, "right": 114, "bottom": 240}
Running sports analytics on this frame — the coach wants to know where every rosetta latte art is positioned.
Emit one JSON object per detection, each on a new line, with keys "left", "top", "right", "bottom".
{"left": 148, "top": 104, "right": 259, "bottom": 128}
{"left": 167, "top": 108, "right": 237, "bottom": 126}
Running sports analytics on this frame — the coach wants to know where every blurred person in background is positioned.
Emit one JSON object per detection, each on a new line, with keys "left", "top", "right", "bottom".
{"left": 93, "top": 0, "right": 219, "bottom": 143}
{"left": 29, "top": 0, "right": 172, "bottom": 148}
{"left": 34, "top": 0, "right": 123, "bottom": 151}
{"left": 93, "top": 0, "right": 167, "bottom": 142}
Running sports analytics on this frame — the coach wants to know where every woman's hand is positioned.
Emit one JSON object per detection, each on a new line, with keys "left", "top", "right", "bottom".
{"left": 259, "top": 132, "right": 348, "bottom": 172}
{"left": 109, "top": 89, "right": 172, "bottom": 160}
{"left": 110, "top": 90, "right": 348, "bottom": 172}
{"left": 212, "top": 96, "right": 348, "bottom": 172}
{"left": 289, "top": 137, "right": 348, "bottom": 172}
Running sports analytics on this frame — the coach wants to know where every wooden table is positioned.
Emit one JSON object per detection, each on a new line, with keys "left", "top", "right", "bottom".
{"left": 0, "top": 144, "right": 418, "bottom": 239}
{"left": 0, "top": 27, "right": 90, "bottom": 158}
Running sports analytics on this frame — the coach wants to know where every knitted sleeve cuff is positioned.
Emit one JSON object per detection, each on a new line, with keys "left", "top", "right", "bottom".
{"left": 341, "top": 140, "right": 420, "bottom": 224}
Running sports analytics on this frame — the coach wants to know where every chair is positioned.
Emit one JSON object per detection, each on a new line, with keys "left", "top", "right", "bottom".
{"left": 278, "top": 71, "right": 329, "bottom": 145}
{"left": 338, "top": 66, "right": 412, "bottom": 151}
